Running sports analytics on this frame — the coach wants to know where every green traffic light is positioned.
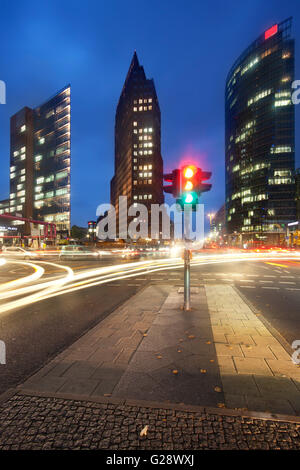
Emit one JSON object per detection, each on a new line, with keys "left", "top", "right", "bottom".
{"left": 183, "top": 192, "right": 198, "bottom": 204}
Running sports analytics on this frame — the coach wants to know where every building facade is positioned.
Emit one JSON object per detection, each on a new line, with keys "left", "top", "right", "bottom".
{"left": 111, "top": 52, "right": 164, "bottom": 240}
{"left": 225, "top": 18, "right": 296, "bottom": 246}
{"left": 9, "top": 86, "right": 71, "bottom": 237}
{"left": 296, "top": 168, "right": 300, "bottom": 221}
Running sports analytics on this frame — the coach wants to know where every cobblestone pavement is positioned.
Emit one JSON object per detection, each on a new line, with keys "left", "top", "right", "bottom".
{"left": 0, "top": 393, "right": 300, "bottom": 450}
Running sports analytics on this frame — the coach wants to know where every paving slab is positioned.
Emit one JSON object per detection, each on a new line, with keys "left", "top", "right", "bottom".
{"left": 18, "top": 282, "right": 300, "bottom": 417}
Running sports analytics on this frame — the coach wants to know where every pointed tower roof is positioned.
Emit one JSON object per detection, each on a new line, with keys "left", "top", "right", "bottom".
{"left": 122, "top": 51, "right": 145, "bottom": 93}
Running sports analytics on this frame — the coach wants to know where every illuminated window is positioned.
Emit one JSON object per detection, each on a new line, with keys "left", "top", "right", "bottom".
{"left": 241, "top": 57, "right": 259, "bottom": 75}
{"left": 248, "top": 89, "right": 272, "bottom": 106}
{"left": 21, "top": 146, "right": 26, "bottom": 153}
{"left": 38, "top": 137, "right": 45, "bottom": 145}
{"left": 274, "top": 99, "right": 291, "bottom": 107}
{"left": 270, "top": 146, "right": 292, "bottom": 154}
{"left": 35, "top": 155, "right": 43, "bottom": 162}
{"left": 20, "top": 125, "right": 26, "bottom": 133}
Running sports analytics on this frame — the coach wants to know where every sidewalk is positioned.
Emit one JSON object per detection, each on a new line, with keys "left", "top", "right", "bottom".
{"left": 1, "top": 282, "right": 300, "bottom": 449}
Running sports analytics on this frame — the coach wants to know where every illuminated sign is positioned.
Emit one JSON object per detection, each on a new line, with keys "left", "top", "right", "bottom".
{"left": 264, "top": 24, "right": 278, "bottom": 40}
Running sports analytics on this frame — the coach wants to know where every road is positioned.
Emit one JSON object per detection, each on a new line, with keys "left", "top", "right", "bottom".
{"left": 0, "top": 251, "right": 299, "bottom": 394}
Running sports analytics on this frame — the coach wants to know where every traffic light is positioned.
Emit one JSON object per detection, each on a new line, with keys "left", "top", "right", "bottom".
{"left": 178, "top": 165, "right": 212, "bottom": 210}
{"left": 163, "top": 169, "right": 181, "bottom": 197}
{"left": 163, "top": 165, "right": 212, "bottom": 210}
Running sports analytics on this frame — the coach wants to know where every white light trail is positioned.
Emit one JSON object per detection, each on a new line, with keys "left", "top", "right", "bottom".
{"left": 0, "top": 252, "right": 299, "bottom": 314}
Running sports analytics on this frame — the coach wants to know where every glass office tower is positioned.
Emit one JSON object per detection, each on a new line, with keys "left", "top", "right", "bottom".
{"left": 33, "top": 86, "right": 71, "bottom": 236}
{"left": 111, "top": 52, "right": 164, "bottom": 239}
{"left": 9, "top": 85, "right": 71, "bottom": 237}
{"left": 225, "top": 18, "right": 296, "bottom": 245}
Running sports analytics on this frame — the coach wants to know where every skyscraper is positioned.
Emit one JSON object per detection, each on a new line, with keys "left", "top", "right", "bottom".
{"left": 9, "top": 85, "right": 71, "bottom": 237}
{"left": 111, "top": 52, "right": 164, "bottom": 239}
{"left": 225, "top": 18, "right": 296, "bottom": 246}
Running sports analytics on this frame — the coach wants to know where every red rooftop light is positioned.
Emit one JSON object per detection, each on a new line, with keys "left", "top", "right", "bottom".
{"left": 265, "top": 24, "right": 278, "bottom": 40}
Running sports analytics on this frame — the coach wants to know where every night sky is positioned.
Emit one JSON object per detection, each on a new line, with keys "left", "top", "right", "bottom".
{"left": 0, "top": 0, "right": 299, "bottom": 232}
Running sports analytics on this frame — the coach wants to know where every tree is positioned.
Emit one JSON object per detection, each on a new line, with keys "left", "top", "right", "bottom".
{"left": 70, "top": 225, "right": 87, "bottom": 240}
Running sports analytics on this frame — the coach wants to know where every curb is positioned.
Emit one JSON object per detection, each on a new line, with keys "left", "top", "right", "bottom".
{"left": 1, "top": 387, "right": 299, "bottom": 425}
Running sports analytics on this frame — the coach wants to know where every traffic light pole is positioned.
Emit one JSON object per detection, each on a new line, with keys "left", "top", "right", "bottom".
{"left": 183, "top": 248, "right": 191, "bottom": 311}
{"left": 183, "top": 208, "right": 191, "bottom": 311}
{"left": 163, "top": 164, "right": 212, "bottom": 312}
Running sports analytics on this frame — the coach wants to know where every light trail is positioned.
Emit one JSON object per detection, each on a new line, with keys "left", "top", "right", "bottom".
{"left": 0, "top": 251, "right": 299, "bottom": 314}
{"left": 0, "top": 261, "right": 45, "bottom": 292}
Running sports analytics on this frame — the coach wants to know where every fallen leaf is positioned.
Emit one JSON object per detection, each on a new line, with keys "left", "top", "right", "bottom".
{"left": 210, "top": 359, "right": 215, "bottom": 363}
{"left": 103, "top": 393, "right": 111, "bottom": 397}
{"left": 214, "top": 386, "right": 222, "bottom": 393}
{"left": 172, "top": 369, "right": 179, "bottom": 375}
{"left": 200, "top": 369, "right": 207, "bottom": 374}
{"left": 157, "top": 355, "right": 162, "bottom": 359}
{"left": 188, "top": 335, "right": 195, "bottom": 339}
{"left": 143, "top": 333, "right": 148, "bottom": 337}
{"left": 206, "top": 341, "right": 211, "bottom": 345}
{"left": 140, "top": 425, "right": 149, "bottom": 437}
{"left": 217, "top": 403, "right": 225, "bottom": 408}
{"left": 177, "top": 350, "right": 182, "bottom": 353}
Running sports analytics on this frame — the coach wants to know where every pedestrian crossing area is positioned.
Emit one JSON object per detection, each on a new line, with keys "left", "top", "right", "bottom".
{"left": 104, "top": 269, "right": 300, "bottom": 292}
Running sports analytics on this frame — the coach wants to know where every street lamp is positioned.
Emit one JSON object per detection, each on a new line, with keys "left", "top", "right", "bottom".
{"left": 207, "top": 212, "right": 215, "bottom": 237}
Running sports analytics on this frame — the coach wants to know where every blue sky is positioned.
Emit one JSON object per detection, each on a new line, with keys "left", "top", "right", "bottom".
{"left": 0, "top": 0, "right": 299, "bottom": 230}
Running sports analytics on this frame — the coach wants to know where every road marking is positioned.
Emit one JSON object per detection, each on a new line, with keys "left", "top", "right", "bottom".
{"left": 265, "top": 262, "right": 289, "bottom": 268}
{"left": 261, "top": 286, "right": 280, "bottom": 290}
{"left": 263, "top": 275, "right": 276, "bottom": 278}
{"left": 240, "top": 285, "right": 255, "bottom": 289}
{"left": 259, "top": 280, "right": 273, "bottom": 283}
{"left": 247, "top": 274, "right": 259, "bottom": 277}
{"left": 280, "top": 275, "right": 295, "bottom": 279}
{"left": 285, "top": 288, "right": 300, "bottom": 291}
{"left": 239, "top": 279, "right": 255, "bottom": 282}
{"left": 279, "top": 281, "right": 296, "bottom": 285}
